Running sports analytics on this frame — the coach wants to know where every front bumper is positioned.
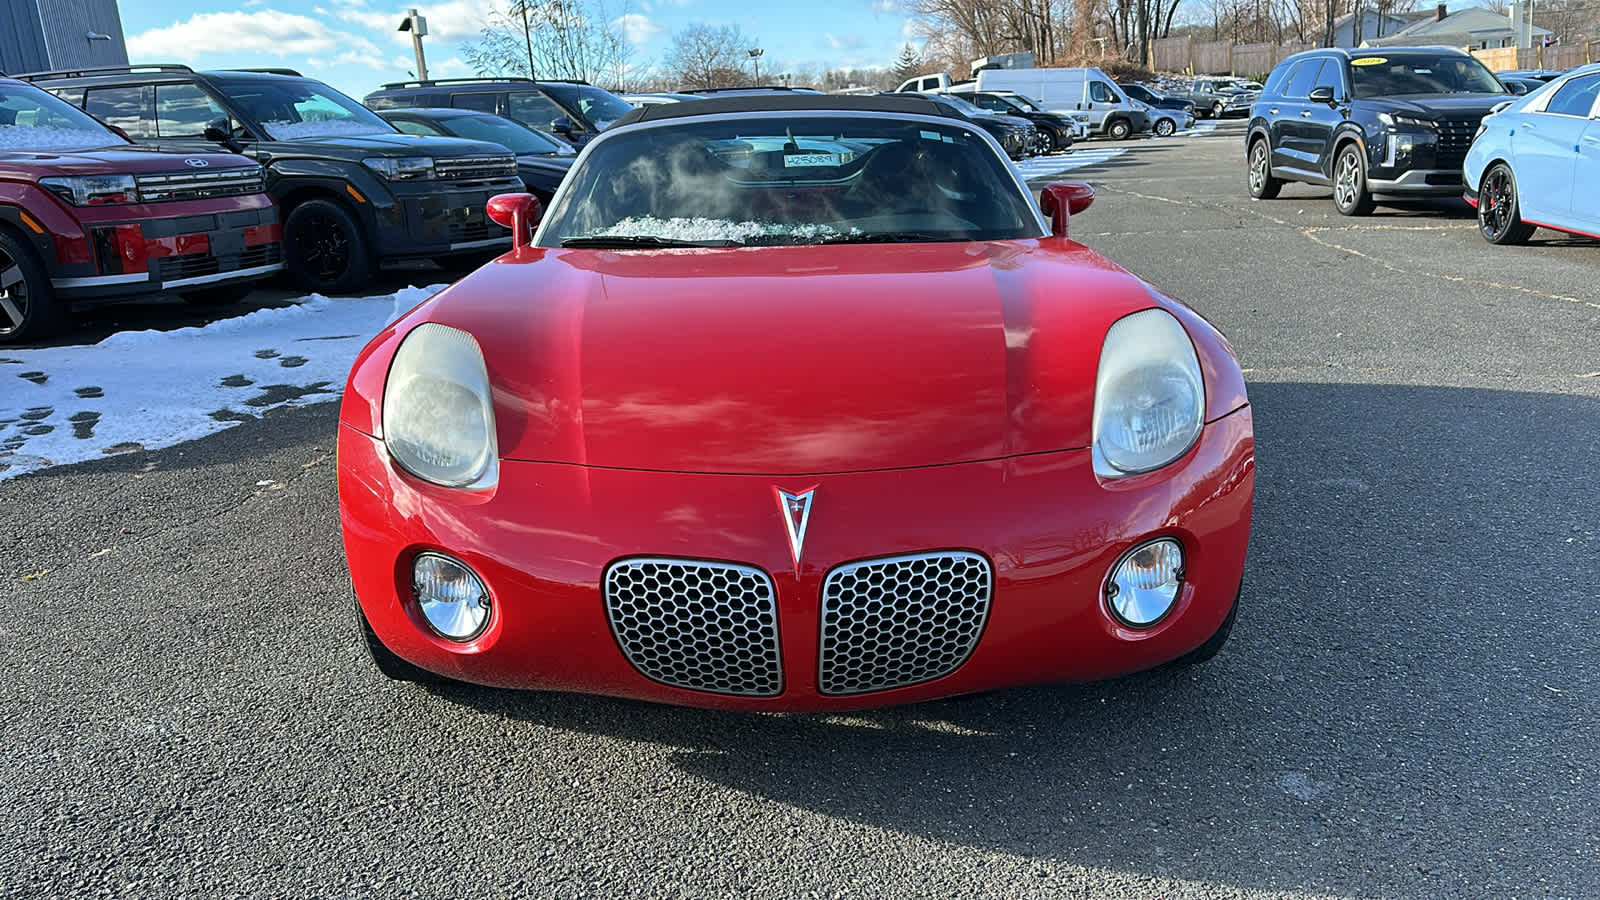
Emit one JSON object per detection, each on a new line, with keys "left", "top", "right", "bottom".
{"left": 370, "top": 177, "right": 523, "bottom": 260}
{"left": 1366, "top": 167, "right": 1465, "bottom": 194}
{"left": 339, "top": 407, "right": 1254, "bottom": 711}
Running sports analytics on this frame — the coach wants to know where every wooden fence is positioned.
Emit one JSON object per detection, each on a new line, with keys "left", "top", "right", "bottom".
{"left": 1154, "top": 36, "right": 1600, "bottom": 77}
{"left": 1471, "top": 42, "right": 1600, "bottom": 71}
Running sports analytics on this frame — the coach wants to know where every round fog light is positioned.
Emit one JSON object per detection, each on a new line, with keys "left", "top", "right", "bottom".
{"left": 413, "top": 552, "right": 491, "bottom": 641}
{"left": 1106, "top": 538, "right": 1184, "bottom": 627}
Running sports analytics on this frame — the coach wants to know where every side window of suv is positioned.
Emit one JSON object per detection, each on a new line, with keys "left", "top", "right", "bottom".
{"left": 450, "top": 92, "right": 500, "bottom": 113}
{"left": 155, "top": 83, "right": 229, "bottom": 139}
{"left": 508, "top": 90, "right": 567, "bottom": 128}
{"left": 86, "top": 85, "right": 155, "bottom": 138}
{"left": 1282, "top": 61, "right": 1320, "bottom": 99}
{"left": 1089, "top": 82, "right": 1120, "bottom": 103}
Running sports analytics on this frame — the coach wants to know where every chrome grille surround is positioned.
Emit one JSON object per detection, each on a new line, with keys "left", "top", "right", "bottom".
{"left": 604, "top": 558, "right": 782, "bottom": 697}
{"left": 818, "top": 551, "right": 992, "bottom": 696}
{"left": 434, "top": 155, "right": 518, "bottom": 182}
{"left": 135, "top": 167, "right": 264, "bottom": 202}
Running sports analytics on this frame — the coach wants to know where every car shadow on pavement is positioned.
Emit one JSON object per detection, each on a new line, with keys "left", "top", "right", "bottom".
{"left": 426, "top": 380, "right": 1600, "bottom": 896}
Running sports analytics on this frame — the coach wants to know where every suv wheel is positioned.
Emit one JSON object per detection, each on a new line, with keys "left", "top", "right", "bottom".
{"left": 1211, "top": 101, "right": 1225, "bottom": 118}
{"left": 284, "top": 198, "right": 373, "bottom": 294}
{"left": 1154, "top": 117, "right": 1176, "bottom": 137}
{"left": 1477, "top": 163, "right": 1536, "bottom": 245}
{"left": 1247, "top": 138, "right": 1283, "bottom": 200}
{"left": 1106, "top": 117, "right": 1132, "bottom": 140}
{"left": 0, "top": 229, "right": 64, "bottom": 344}
{"left": 1332, "top": 144, "right": 1375, "bottom": 216}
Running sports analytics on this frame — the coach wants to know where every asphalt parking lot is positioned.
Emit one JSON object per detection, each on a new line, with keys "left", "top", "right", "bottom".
{"left": 3, "top": 122, "right": 1597, "bottom": 898}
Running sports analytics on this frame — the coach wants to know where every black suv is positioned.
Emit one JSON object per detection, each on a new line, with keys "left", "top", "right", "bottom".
{"left": 965, "top": 92, "right": 1076, "bottom": 152}
{"left": 1245, "top": 48, "right": 1509, "bottom": 215}
{"left": 24, "top": 65, "right": 523, "bottom": 292}
{"left": 365, "top": 78, "right": 634, "bottom": 148}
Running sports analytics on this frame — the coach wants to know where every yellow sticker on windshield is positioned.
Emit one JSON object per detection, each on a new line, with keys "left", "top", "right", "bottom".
{"left": 1351, "top": 57, "right": 1387, "bottom": 66}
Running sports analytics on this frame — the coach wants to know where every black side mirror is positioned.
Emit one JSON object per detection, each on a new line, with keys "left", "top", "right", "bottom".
{"left": 204, "top": 118, "right": 245, "bottom": 152}
{"left": 1308, "top": 86, "right": 1337, "bottom": 105}
{"left": 1505, "top": 81, "right": 1528, "bottom": 95}
{"left": 549, "top": 117, "right": 574, "bottom": 136}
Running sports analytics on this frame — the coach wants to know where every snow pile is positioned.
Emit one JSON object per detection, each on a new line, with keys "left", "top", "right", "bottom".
{"left": 0, "top": 285, "right": 443, "bottom": 482}
{"left": 0, "top": 126, "right": 116, "bottom": 153}
{"left": 260, "top": 119, "right": 392, "bottom": 141}
{"left": 597, "top": 216, "right": 856, "bottom": 243}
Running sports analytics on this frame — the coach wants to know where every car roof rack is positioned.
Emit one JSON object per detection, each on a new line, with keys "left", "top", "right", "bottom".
{"left": 15, "top": 63, "right": 194, "bottom": 82}
{"left": 684, "top": 86, "right": 811, "bottom": 94}
{"left": 378, "top": 76, "right": 537, "bottom": 89}
{"left": 226, "top": 67, "right": 303, "bottom": 77}
{"left": 539, "top": 78, "right": 590, "bottom": 85}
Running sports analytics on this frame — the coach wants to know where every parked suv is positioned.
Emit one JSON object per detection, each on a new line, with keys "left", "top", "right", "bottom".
{"left": 0, "top": 77, "right": 281, "bottom": 343}
{"left": 965, "top": 91, "right": 1076, "bottom": 151}
{"left": 24, "top": 65, "right": 522, "bottom": 292}
{"left": 1245, "top": 48, "right": 1509, "bottom": 215}
{"left": 365, "top": 78, "right": 633, "bottom": 148}
{"left": 1188, "top": 77, "right": 1255, "bottom": 119}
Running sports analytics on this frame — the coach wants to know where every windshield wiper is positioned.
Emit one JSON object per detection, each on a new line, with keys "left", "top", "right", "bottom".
{"left": 559, "top": 235, "right": 737, "bottom": 249}
{"left": 816, "top": 231, "right": 962, "bottom": 244}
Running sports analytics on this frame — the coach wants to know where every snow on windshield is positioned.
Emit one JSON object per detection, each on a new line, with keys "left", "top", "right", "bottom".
{"left": 595, "top": 216, "right": 857, "bottom": 243}
{"left": 0, "top": 125, "right": 113, "bottom": 152}
{"left": 260, "top": 119, "right": 391, "bottom": 140}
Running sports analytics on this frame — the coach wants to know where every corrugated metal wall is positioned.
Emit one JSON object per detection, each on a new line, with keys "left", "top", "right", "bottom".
{"left": 38, "top": 0, "right": 128, "bottom": 70}
{"left": 0, "top": 0, "right": 50, "bottom": 75}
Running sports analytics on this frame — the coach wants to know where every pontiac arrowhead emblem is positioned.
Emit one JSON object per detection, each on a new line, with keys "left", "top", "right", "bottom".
{"left": 774, "top": 486, "right": 817, "bottom": 571}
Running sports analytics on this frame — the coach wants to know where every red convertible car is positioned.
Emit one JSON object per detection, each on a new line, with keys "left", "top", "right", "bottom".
{"left": 338, "top": 94, "right": 1254, "bottom": 710}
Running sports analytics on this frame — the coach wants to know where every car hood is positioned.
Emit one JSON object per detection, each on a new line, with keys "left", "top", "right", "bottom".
{"left": 516, "top": 155, "right": 574, "bottom": 174}
{"left": 404, "top": 241, "right": 1177, "bottom": 475}
{"left": 259, "top": 131, "right": 511, "bottom": 159}
{"left": 1360, "top": 94, "right": 1508, "bottom": 118}
{"left": 0, "top": 146, "right": 255, "bottom": 178}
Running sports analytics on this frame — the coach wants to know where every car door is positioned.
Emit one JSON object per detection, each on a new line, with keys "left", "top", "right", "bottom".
{"left": 1572, "top": 99, "right": 1600, "bottom": 232}
{"left": 1086, "top": 80, "right": 1123, "bottom": 132}
{"left": 1269, "top": 61, "right": 1318, "bottom": 173}
{"left": 1516, "top": 73, "right": 1600, "bottom": 224}
{"left": 1302, "top": 60, "right": 1347, "bottom": 178}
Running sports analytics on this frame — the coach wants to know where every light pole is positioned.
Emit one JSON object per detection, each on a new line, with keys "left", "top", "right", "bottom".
{"left": 399, "top": 9, "right": 429, "bottom": 82}
{"left": 748, "top": 48, "right": 764, "bottom": 84}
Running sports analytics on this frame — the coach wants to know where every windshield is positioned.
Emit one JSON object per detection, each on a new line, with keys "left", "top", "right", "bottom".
{"left": 539, "top": 84, "right": 633, "bottom": 130}
{"left": 215, "top": 78, "right": 395, "bottom": 140}
{"left": 539, "top": 115, "right": 1043, "bottom": 248}
{"left": 444, "top": 115, "right": 574, "bottom": 156}
{"left": 1349, "top": 55, "right": 1507, "bottom": 98}
{"left": 930, "top": 94, "right": 986, "bottom": 116}
{"left": 0, "top": 84, "right": 120, "bottom": 152}
{"left": 1001, "top": 94, "right": 1045, "bottom": 112}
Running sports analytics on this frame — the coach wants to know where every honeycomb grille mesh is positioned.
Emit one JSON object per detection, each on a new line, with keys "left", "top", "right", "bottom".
{"left": 818, "top": 551, "right": 992, "bottom": 695}
{"left": 604, "top": 558, "right": 781, "bottom": 696}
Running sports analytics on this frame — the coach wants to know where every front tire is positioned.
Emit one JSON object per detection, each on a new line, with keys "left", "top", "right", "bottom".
{"left": 1154, "top": 117, "right": 1176, "bottom": 137}
{"left": 1477, "top": 163, "right": 1536, "bottom": 245}
{"left": 0, "top": 228, "right": 65, "bottom": 344}
{"left": 1106, "top": 117, "right": 1132, "bottom": 140}
{"left": 284, "top": 198, "right": 373, "bottom": 295}
{"left": 1247, "top": 138, "right": 1284, "bottom": 200}
{"left": 1332, "top": 144, "right": 1375, "bottom": 216}
{"left": 1211, "top": 101, "right": 1225, "bottom": 118}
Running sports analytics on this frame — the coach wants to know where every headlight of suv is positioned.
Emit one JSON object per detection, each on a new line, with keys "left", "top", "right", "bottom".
{"left": 1092, "top": 308, "right": 1205, "bottom": 477}
{"left": 382, "top": 322, "right": 499, "bottom": 489}
{"left": 39, "top": 174, "right": 140, "bottom": 206}
{"left": 1378, "top": 112, "right": 1435, "bottom": 129}
{"left": 363, "top": 156, "right": 436, "bottom": 181}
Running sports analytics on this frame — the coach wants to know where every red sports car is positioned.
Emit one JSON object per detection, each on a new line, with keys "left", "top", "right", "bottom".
{"left": 338, "top": 94, "right": 1254, "bottom": 710}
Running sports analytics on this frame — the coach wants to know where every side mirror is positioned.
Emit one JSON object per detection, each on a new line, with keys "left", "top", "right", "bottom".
{"left": 486, "top": 192, "right": 543, "bottom": 249}
{"left": 549, "top": 117, "right": 574, "bottom": 136}
{"left": 1505, "top": 81, "right": 1528, "bottom": 95}
{"left": 204, "top": 118, "right": 245, "bottom": 152}
{"left": 1039, "top": 182, "right": 1094, "bottom": 238}
{"left": 106, "top": 124, "right": 132, "bottom": 143}
{"left": 1308, "top": 86, "right": 1336, "bottom": 105}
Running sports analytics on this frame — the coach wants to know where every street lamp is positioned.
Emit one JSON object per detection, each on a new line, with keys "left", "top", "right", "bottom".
{"left": 747, "top": 47, "right": 764, "bottom": 84}
{"left": 399, "top": 9, "right": 429, "bottom": 82}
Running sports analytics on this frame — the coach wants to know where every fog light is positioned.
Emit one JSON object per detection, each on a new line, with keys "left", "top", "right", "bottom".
{"left": 1106, "top": 538, "right": 1184, "bottom": 628}
{"left": 413, "top": 552, "right": 491, "bottom": 641}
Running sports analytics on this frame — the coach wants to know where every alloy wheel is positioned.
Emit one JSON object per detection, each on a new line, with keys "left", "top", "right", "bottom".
{"left": 1249, "top": 145, "right": 1267, "bottom": 192}
{"left": 295, "top": 212, "right": 351, "bottom": 282}
{"left": 0, "top": 252, "right": 29, "bottom": 338}
{"left": 1335, "top": 155, "right": 1359, "bottom": 209}
{"left": 1480, "top": 167, "right": 1512, "bottom": 240}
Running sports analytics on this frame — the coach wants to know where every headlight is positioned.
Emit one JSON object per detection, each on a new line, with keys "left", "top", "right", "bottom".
{"left": 363, "top": 156, "right": 436, "bottom": 181}
{"left": 1378, "top": 112, "right": 1434, "bottom": 129}
{"left": 39, "top": 174, "right": 139, "bottom": 206}
{"left": 1092, "top": 307, "right": 1205, "bottom": 476}
{"left": 382, "top": 322, "right": 498, "bottom": 489}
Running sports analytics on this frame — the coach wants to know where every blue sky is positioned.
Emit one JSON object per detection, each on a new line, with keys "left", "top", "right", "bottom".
{"left": 119, "top": 0, "right": 920, "bottom": 101}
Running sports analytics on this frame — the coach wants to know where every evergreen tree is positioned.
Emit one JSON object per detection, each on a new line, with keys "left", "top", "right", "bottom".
{"left": 891, "top": 44, "right": 923, "bottom": 82}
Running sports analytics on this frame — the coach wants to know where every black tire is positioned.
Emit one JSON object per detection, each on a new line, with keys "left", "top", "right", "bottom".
{"left": 1211, "top": 101, "right": 1225, "bottom": 118}
{"left": 1247, "top": 137, "right": 1284, "bottom": 200}
{"left": 356, "top": 602, "right": 444, "bottom": 684}
{"left": 1331, "top": 143, "right": 1375, "bottom": 216}
{"left": 1106, "top": 117, "right": 1132, "bottom": 140}
{"left": 1477, "top": 162, "right": 1536, "bottom": 245}
{"left": 1154, "top": 117, "right": 1177, "bottom": 137}
{"left": 1171, "top": 586, "right": 1239, "bottom": 667}
{"left": 283, "top": 197, "right": 373, "bottom": 294}
{"left": 178, "top": 282, "right": 254, "bottom": 306}
{"left": 0, "top": 227, "right": 65, "bottom": 344}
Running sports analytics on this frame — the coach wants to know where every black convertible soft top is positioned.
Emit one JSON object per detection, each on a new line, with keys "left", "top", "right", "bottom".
{"left": 611, "top": 93, "right": 968, "bottom": 129}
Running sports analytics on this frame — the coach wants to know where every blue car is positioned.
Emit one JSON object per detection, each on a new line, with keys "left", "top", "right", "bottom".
{"left": 1465, "top": 63, "right": 1600, "bottom": 243}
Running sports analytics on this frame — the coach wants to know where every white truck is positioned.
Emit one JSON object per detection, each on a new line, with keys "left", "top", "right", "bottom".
{"left": 896, "top": 67, "right": 1150, "bottom": 140}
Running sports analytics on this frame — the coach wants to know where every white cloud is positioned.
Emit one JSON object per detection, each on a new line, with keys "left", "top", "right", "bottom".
{"left": 614, "top": 13, "right": 665, "bottom": 45}
{"left": 871, "top": 0, "right": 898, "bottom": 11}
{"left": 127, "top": 10, "right": 382, "bottom": 62}
{"left": 823, "top": 33, "right": 865, "bottom": 51}
{"left": 901, "top": 18, "right": 924, "bottom": 40}
{"left": 333, "top": 0, "right": 496, "bottom": 45}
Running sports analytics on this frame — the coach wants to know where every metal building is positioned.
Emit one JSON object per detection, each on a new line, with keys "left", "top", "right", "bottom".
{"left": 0, "top": 0, "right": 128, "bottom": 75}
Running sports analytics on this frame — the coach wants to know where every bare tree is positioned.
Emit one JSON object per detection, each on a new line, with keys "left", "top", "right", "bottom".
{"left": 664, "top": 24, "right": 752, "bottom": 89}
{"left": 465, "top": 0, "right": 635, "bottom": 86}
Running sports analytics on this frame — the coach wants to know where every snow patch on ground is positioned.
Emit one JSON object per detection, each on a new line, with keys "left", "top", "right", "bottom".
{"left": 0, "top": 286, "right": 442, "bottom": 481}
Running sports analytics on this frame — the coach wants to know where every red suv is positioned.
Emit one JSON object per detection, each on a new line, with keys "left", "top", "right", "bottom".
{"left": 0, "top": 77, "right": 282, "bottom": 343}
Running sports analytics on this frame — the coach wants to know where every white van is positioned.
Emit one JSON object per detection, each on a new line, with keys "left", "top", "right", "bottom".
{"left": 971, "top": 67, "right": 1150, "bottom": 140}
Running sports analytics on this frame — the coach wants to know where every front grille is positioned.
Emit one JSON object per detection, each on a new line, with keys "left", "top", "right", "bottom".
{"left": 434, "top": 155, "right": 517, "bottom": 182}
{"left": 818, "top": 551, "right": 992, "bottom": 696}
{"left": 136, "top": 167, "right": 264, "bottom": 203}
{"left": 1436, "top": 117, "right": 1480, "bottom": 168}
{"left": 448, "top": 220, "right": 492, "bottom": 243}
{"left": 604, "top": 558, "right": 782, "bottom": 696}
{"left": 156, "top": 242, "right": 281, "bottom": 281}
